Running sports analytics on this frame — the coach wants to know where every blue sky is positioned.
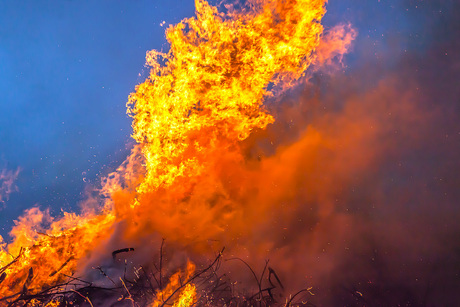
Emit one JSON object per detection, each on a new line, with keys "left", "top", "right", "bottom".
{"left": 0, "top": 1, "right": 198, "bottom": 231}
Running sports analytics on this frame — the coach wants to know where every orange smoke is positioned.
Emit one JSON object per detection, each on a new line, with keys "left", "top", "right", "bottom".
{"left": 0, "top": 0, "right": 355, "bottom": 304}
{"left": 314, "top": 23, "right": 357, "bottom": 66}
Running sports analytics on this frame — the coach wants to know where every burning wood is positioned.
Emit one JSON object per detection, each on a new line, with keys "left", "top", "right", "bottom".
{"left": 49, "top": 256, "right": 75, "bottom": 277}
{"left": 21, "top": 267, "right": 33, "bottom": 294}
{"left": 0, "top": 272, "right": 6, "bottom": 285}
{"left": 0, "top": 245, "right": 314, "bottom": 306}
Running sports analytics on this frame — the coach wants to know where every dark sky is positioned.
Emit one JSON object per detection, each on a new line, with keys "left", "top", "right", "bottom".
{"left": 0, "top": 0, "right": 458, "bottom": 247}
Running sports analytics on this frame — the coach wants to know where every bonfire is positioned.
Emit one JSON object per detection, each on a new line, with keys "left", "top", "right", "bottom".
{"left": 0, "top": 0, "right": 354, "bottom": 305}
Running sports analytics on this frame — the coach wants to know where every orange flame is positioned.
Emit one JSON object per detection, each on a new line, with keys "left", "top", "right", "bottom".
{"left": 0, "top": 209, "right": 114, "bottom": 299}
{"left": 150, "top": 261, "right": 196, "bottom": 307}
{"left": 0, "top": 0, "right": 351, "bottom": 304}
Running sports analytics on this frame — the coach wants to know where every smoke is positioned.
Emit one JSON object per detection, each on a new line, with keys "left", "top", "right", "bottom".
{"left": 0, "top": 167, "right": 20, "bottom": 207}
{"left": 70, "top": 1, "right": 460, "bottom": 305}
{"left": 314, "top": 23, "right": 357, "bottom": 66}
{"left": 219, "top": 3, "right": 460, "bottom": 305}
{"left": 242, "top": 76, "right": 459, "bottom": 305}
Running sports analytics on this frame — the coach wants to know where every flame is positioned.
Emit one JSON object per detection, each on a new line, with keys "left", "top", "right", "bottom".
{"left": 0, "top": 0, "right": 341, "bottom": 304}
{"left": 29, "top": 299, "right": 60, "bottom": 307}
{"left": 150, "top": 261, "right": 196, "bottom": 307}
{"left": 128, "top": 0, "right": 326, "bottom": 194}
{"left": 117, "top": 0, "right": 328, "bottom": 247}
{"left": 0, "top": 209, "right": 115, "bottom": 299}
{"left": 173, "top": 284, "right": 197, "bottom": 307}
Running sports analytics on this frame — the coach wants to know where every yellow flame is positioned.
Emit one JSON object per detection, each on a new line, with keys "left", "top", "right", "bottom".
{"left": 150, "top": 261, "right": 196, "bottom": 307}
{"left": 29, "top": 299, "right": 61, "bottom": 307}
{"left": 128, "top": 0, "right": 326, "bottom": 194}
{"left": 0, "top": 0, "right": 329, "bottom": 303}
{"left": 173, "top": 283, "right": 197, "bottom": 307}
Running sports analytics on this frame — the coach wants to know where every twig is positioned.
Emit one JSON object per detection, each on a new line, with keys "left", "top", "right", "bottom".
{"left": 71, "top": 289, "right": 94, "bottom": 307}
{"left": 159, "top": 247, "right": 225, "bottom": 307}
{"left": 95, "top": 266, "right": 116, "bottom": 286}
{"left": 141, "top": 266, "right": 156, "bottom": 292}
{"left": 22, "top": 267, "right": 34, "bottom": 295}
{"left": 159, "top": 238, "right": 165, "bottom": 290}
{"left": 284, "top": 287, "right": 314, "bottom": 307}
{"left": 49, "top": 256, "right": 74, "bottom": 277}
{"left": 120, "top": 277, "right": 137, "bottom": 307}
{"left": 61, "top": 273, "right": 92, "bottom": 286}
{"left": 268, "top": 267, "right": 284, "bottom": 290}
{"left": 225, "top": 257, "right": 263, "bottom": 301}
{"left": 257, "top": 260, "right": 269, "bottom": 299}
{"left": 150, "top": 267, "right": 161, "bottom": 289}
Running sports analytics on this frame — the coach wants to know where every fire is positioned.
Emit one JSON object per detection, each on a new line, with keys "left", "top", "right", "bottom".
{"left": 127, "top": 0, "right": 325, "bottom": 194}
{"left": 0, "top": 210, "right": 115, "bottom": 300}
{"left": 0, "top": 0, "right": 344, "bottom": 305}
{"left": 173, "top": 284, "right": 197, "bottom": 307}
{"left": 117, "top": 0, "right": 328, "bottom": 248}
{"left": 151, "top": 261, "right": 196, "bottom": 307}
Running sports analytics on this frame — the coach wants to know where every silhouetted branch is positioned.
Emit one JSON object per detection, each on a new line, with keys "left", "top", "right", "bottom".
{"left": 112, "top": 248, "right": 135, "bottom": 260}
